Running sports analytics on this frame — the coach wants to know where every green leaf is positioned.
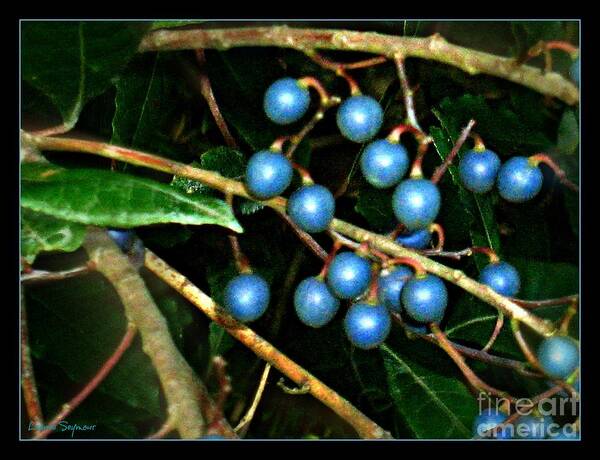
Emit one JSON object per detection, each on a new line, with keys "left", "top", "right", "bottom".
{"left": 21, "top": 163, "right": 242, "bottom": 232}
{"left": 22, "top": 21, "right": 149, "bottom": 130}
{"left": 208, "top": 323, "right": 236, "bottom": 358}
{"left": 151, "top": 20, "right": 206, "bottom": 30}
{"left": 354, "top": 185, "right": 395, "bottom": 233}
{"left": 382, "top": 343, "right": 477, "bottom": 439}
{"left": 21, "top": 208, "right": 86, "bottom": 264}
{"left": 26, "top": 274, "right": 162, "bottom": 416}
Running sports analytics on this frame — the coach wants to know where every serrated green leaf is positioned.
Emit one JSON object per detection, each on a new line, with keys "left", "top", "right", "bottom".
{"left": 26, "top": 274, "right": 162, "bottom": 416}
{"left": 382, "top": 344, "right": 477, "bottom": 439}
{"left": 22, "top": 21, "right": 149, "bottom": 130}
{"left": 21, "top": 208, "right": 86, "bottom": 263}
{"left": 21, "top": 163, "right": 242, "bottom": 232}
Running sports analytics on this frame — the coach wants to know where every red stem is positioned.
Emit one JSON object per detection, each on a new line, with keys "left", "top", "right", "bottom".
{"left": 385, "top": 256, "right": 426, "bottom": 277}
{"left": 34, "top": 325, "right": 137, "bottom": 439}
{"left": 318, "top": 241, "right": 343, "bottom": 278}
{"left": 528, "top": 153, "right": 579, "bottom": 193}
{"left": 470, "top": 247, "right": 500, "bottom": 264}
{"left": 429, "top": 223, "right": 445, "bottom": 251}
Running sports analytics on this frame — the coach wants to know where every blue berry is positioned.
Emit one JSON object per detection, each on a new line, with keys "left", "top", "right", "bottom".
{"left": 360, "top": 140, "right": 409, "bottom": 189}
{"left": 286, "top": 184, "right": 335, "bottom": 233}
{"left": 108, "top": 229, "right": 135, "bottom": 252}
{"left": 515, "top": 415, "right": 554, "bottom": 439}
{"left": 570, "top": 56, "right": 580, "bottom": 87}
{"left": 244, "top": 150, "right": 293, "bottom": 199}
{"left": 497, "top": 157, "right": 543, "bottom": 203}
{"left": 537, "top": 336, "right": 579, "bottom": 380}
{"left": 343, "top": 303, "right": 391, "bottom": 350}
{"left": 264, "top": 78, "right": 310, "bottom": 125}
{"left": 479, "top": 261, "right": 521, "bottom": 297}
{"left": 201, "top": 434, "right": 226, "bottom": 440}
{"left": 223, "top": 274, "right": 270, "bottom": 322}
{"left": 401, "top": 274, "right": 448, "bottom": 323}
{"left": 294, "top": 277, "right": 340, "bottom": 328}
{"left": 336, "top": 95, "right": 383, "bottom": 143}
{"left": 326, "top": 252, "right": 372, "bottom": 300}
{"left": 472, "top": 409, "right": 513, "bottom": 439}
{"left": 458, "top": 149, "right": 501, "bottom": 193}
{"left": 378, "top": 266, "right": 414, "bottom": 312}
{"left": 392, "top": 179, "right": 441, "bottom": 231}
{"left": 395, "top": 229, "right": 432, "bottom": 249}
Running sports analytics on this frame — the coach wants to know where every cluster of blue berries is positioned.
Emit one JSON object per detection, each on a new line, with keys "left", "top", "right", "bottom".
{"left": 459, "top": 147, "right": 545, "bottom": 203}
{"left": 224, "top": 77, "right": 579, "bottom": 373}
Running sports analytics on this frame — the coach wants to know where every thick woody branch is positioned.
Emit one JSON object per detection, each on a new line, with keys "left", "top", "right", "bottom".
{"left": 143, "top": 248, "right": 391, "bottom": 439}
{"left": 82, "top": 228, "right": 207, "bottom": 439}
{"left": 139, "top": 26, "right": 578, "bottom": 105}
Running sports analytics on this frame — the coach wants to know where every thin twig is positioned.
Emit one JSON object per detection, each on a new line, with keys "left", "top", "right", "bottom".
{"left": 234, "top": 363, "right": 271, "bottom": 437}
{"left": 482, "top": 313, "right": 504, "bottom": 353}
{"left": 138, "top": 26, "right": 579, "bottom": 105}
{"left": 431, "top": 119, "right": 476, "bottom": 184}
{"left": 277, "top": 211, "right": 328, "bottom": 261}
{"left": 430, "top": 323, "right": 517, "bottom": 402}
{"left": 143, "top": 248, "right": 392, "bottom": 439}
{"left": 34, "top": 324, "right": 137, "bottom": 439}
{"left": 146, "top": 417, "right": 177, "bottom": 439}
{"left": 21, "top": 262, "right": 95, "bottom": 284}
{"left": 21, "top": 290, "right": 44, "bottom": 435}
{"left": 306, "top": 51, "right": 388, "bottom": 71}
{"left": 511, "top": 295, "right": 579, "bottom": 309}
{"left": 394, "top": 54, "right": 421, "bottom": 131}
{"left": 277, "top": 378, "right": 311, "bottom": 395}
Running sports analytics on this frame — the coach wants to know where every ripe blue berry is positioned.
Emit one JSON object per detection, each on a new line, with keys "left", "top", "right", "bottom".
{"left": 537, "top": 336, "right": 579, "bottom": 380}
{"left": 515, "top": 415, "right": 554, "bottom": 439}
{"left": 458, "top": 149, "right": 501, "bottom": 193}
{"left": 360, "top": 140, "right": 409, "bottom": 189}
{"left": 245, "top": 150, "right": 293, "bottom": 199}
{"left": 263, "top": 78, "right": 310, "bottom": 125}
{"left": 223, "top": 273, "right": 270, "bottom": 322}
{"left": 472, "top": 409, "right": 513, "bottom": 439}
{"left": 336, "top": 95, "right": 383, "bottom": 143}
{"left": 326, "top": 252, "right": 372, "bottom": 300}
{"left": 570, "top": 56, "right": 580, "bottom": 87}
{"left": 395, "top": 228, "right": 432, "bottom": 249}
{"left": 401, "top": 274, "right": 448, "bottom": 323}
{"left": 287, "top": 184, "right": 335, "bottom": 233}
{"left": 392, "top": 179, "right": 441, "bottom": 231}
{"left": 497, "top": 157, "right": 543, "bottom": 203}
{"left": 294, "top": 277, "right": 340, "bottom": 328}
{"left": 479, "top": 261, "right": 521, "bottom": 297}
{"left": 378, "top": 266, "right": 414, "bottom": 312}
{"left": 344, "top": 303, "right": 391, "bottom": 350}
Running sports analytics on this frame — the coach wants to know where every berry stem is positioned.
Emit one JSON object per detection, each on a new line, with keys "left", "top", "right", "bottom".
{"left": 429, "top": 223, "right": 445, "bottom": 251}
{"left": 470, "top": 132, "right": 486, "bottom": 152}
{"left": 386, "top": 123, "right": 427, "bottom": 144}
{"left": 318, "top": 240, "right": 343, "bottom": 278}
{"left": 528, "top": 153, "right": 579, "bottom": 192}
{"left": 291, "top": 162, "right": 314, "bottom": 185}
{"left": 543, "top": 40, "right": 579, "bottom": 56}
{"left": 384, "top": 256, "right": 426, "bottom": 277}
{"left": 270, "top": 136, "right": 290, "bottom": 152}
{"left": 510, "top": 318, "right": 543, "bottom": 372}
{"left": 470, "top": 246, "right": 500, "bottom": 264}
{"left": 408, "top": 140, "right": 431, "bottom": 178}
{"left": 336, "top": 67, "right": 362, "bottom": 96}
{"left": 559, "top": 301, "right": 578, "bottom": 335}
{"left": 481, "top": 312, "right": 504, "bottom": 353}
{"left": 510, "top": 294, "right": 578, "bottom": 309}
{"left": 297, "top": 76, "right": 331, "bottom": 105}
{"left": 366, "top": 265, "right": 381, "bottom": 303}
{"left": 431, "top": 119, "right": 476, "bottom": 184}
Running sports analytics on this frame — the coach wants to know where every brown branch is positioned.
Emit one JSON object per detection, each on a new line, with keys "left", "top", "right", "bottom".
{"left": 306, "top": 51, "right": 388, "bottom": 71}
{"left": 34, "top": 324, "right": 137, "bottom": 439}
{"left": 23, "top": 132, "right": 557, "bottom": 337}
{"left": 234, "top": 362, "right": 271, "bottom": 437}
{"left": 138, "top": 26, "right": 579, "bottom": 105}
{"left": 81, "top": 228, "right": 207, "bottom": 439}
{"left": 143, "top": 248, "right": 392, "bottom": 439}
{"left": 21, "top": 290, "right": 44, "bottom": 435}
{"left": 511, "top": 295, "right": 579, "bottom": 309}
{"left": 277, "top": 211, "right": 328, "bottom": 261}
{"left": 394, "top": 54, "right": 421, "bottom": 130}
{"left": 482, "top": 313, "right": 504, "bottom": 353}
